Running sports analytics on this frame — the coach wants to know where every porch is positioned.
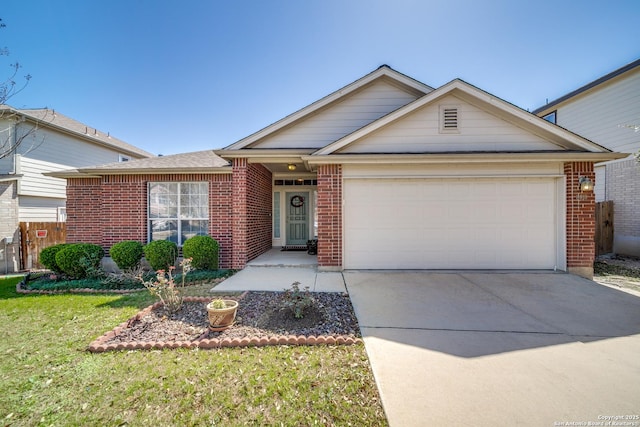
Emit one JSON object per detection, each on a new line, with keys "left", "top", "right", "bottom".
{"left": 214, "top": 248, "right": 346, "bottom": 292}
{"left": 248, "top": 247, "right": 317, "bottom": 267}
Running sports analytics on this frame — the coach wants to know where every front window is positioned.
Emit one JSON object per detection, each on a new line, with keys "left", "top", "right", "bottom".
{"left": 148, "top": 182, "right": 208, "bottom": 245}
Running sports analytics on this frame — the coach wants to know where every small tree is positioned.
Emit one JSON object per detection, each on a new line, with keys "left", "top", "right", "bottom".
{"left": 0, "top": 17, "right": 39, "bottom": 160}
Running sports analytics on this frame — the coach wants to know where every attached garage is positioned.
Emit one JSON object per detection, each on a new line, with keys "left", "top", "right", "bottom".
{"left": 343, "top": 169, "right": 565, "bottom": 270}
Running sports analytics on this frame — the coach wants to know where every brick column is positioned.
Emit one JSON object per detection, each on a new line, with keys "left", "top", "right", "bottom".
{"left": 565, "top": 162, "right": 595, "bottom": 279}
{"left": 317, "top": 164, "right": 342, "bottom": 270}
{"left": 232, "top": 158, "right": 248, "bottom": 269}
{"left": 66, "top": 178, "right": 103, "bottom": 245}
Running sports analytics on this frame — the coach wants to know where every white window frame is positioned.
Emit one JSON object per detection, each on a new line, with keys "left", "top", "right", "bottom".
{"left": 57, "top": 207, "right": 67, "bottom": 222}
{"left": 148, "top": 182, "right": 209, "bottom": 245}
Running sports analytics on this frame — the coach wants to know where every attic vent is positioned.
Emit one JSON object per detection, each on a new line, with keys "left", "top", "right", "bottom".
{"left": 440, "top": 105, "right": 460, "bottom": 133}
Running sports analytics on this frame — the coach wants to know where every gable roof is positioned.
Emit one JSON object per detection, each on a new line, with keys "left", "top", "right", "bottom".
{"left": 46, "top": 150, "right": 230, "bottom": 178}
{"left": 0, "top": 105, "right": 154, "bottom": 158}
{"left": 532, "top": 58, "right": 640, "bottom": 115}
{"left": 223, "top": 65, "right": 434, "bottom": 150}
{"left": 312, "top": 78, "right": 614, "bottom": 156}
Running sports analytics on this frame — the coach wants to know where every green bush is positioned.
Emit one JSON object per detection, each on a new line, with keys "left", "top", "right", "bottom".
{"left": 40, "top": 244, "right": 69, "bottom": 274}
{"left": 143, "top": 240, "right": 178, "bottom": 271}
{"left": 110, "top": 240, "right": 144, "bottom": 271}
{"left": 182, "top": 235, "right": 219, "bottom": 270}
{"left": 55, "top": 243, "right": 105, "bottom": 279}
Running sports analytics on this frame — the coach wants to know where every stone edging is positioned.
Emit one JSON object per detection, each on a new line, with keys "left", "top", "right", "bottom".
{"left": 87, "top": 294, "right": 362, "bottom": 352}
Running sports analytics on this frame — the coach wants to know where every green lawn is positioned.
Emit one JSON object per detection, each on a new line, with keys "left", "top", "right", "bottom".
{"left": 0, "top": 276, "right": 387, "bottom": 426}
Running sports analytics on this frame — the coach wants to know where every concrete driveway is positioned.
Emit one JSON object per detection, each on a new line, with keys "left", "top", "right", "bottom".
{"left": 345, "top": 272, "right": 640, "bottom": 427}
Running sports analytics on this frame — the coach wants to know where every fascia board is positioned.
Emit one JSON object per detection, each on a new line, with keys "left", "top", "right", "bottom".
{"left": 46, "top": 166, "right": 233, "bottom": 177}
{"left": 313, "top": 79, "right": 612, "bottom": 156}
{"left": 302, "top": 152, "right": 627, "bottom": 164}
{"left": 223, "top": 66, "right": 433, "bottom": 151}
{"left": 83, "top": 167, "right": 232, "bottom": 175}
{"left": 215, "top": 149, "right": 313, "bottom": 160}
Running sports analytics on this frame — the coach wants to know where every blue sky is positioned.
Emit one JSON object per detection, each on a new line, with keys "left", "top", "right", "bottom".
{"left": 2, "top": 0, "right": 639, "bottom": 155}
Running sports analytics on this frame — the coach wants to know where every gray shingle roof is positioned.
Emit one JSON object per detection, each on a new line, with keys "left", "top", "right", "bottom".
{"left": 74, "top": 149, "right": 230, "bottom": 174}
{"left": 0, "top": 105, "right": 153, "bottom": 158}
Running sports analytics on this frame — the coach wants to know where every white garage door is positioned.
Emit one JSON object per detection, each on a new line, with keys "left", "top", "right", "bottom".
{"left": 344, "top": 178, "right": 559, "bottom": 269}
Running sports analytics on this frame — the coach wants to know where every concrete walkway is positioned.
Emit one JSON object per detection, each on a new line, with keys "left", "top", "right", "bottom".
{"left": 345, "top": 271, "right": 640, "bottom": 427}
{"left": 213, "top": 249, "right": 346, "bottom": 292}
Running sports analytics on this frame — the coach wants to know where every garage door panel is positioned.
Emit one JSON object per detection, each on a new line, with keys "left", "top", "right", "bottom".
{"left": 344, "top": 178, "right": 559, "bottom": 270}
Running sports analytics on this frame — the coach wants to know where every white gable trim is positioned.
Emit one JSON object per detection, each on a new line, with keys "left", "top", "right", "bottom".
{"left": 312, "top": 79, "right": 613, "bottom": 156}
{"left": 223, "top": 66, "right": 433, "bottom": 150}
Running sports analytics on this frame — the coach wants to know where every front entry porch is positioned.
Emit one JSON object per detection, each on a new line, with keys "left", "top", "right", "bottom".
{"left": 247, "top": 247, "right": 317, "bottom": 267}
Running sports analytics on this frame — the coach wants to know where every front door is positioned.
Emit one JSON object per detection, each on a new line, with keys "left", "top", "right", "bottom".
{"left": 286, "top": 192, "right": 309, "bottom": 245}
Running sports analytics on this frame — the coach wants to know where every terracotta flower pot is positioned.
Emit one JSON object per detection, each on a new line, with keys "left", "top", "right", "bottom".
{"left": 206, "top": 300, "right": 238, "bottom": 331}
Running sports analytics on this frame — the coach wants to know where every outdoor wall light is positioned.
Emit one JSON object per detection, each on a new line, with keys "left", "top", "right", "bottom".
{"left": 287, "top": 164, "right": 297, "bottom": 171}
{"left": 578, "top": 176, "right": 594, "bottom": 192}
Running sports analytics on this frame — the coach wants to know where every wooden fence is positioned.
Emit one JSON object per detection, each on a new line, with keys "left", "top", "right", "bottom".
{"left": 594, "top": 201, "right": 614, "bottom": 256}
{"left": 19, "top": 222, "right": 66, "bottom": 270}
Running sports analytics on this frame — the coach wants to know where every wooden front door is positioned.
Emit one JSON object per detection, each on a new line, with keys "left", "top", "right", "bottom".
{"left": 286, "top": 192, "right": 309, "bottom": 245}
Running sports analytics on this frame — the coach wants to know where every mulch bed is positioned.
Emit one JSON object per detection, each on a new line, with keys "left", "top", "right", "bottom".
{"left": 89, "top": 291, "right": 362, "bottom": 352}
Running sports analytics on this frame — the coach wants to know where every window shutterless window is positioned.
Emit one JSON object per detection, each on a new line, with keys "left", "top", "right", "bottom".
{"left": 148, "top": 182, "right": 209, "bottom": 245}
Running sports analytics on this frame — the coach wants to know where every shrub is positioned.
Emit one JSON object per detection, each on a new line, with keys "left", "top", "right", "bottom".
{"left": 40, "top": 244, "right": 69, "bottom": 274}
{"left": 110, "top": 240, "right": 144, "bottom": 271}
{"left": 182, "top": 235, "right": 219, "bottom": 270}
{"left": 143, "top": 240, "right": 178, "bottom": 271}
{"left": 280, "top": 281, "right": 314, "bottom": 319}
{"left": 55, "top": 243, "right": 105, "bottom": 279}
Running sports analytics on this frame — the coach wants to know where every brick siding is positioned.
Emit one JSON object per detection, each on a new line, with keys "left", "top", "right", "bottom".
{"left": 564, "top": 162, "right": 596, "bottom": 271}
{"left": 231, "top": 159, "right": 272, "bottom": 268}
{"left": 66, "top": 173, "right": 234, "bottom": 268}
{"left": 316, "top": 164, "right": 342, "bottom": 268}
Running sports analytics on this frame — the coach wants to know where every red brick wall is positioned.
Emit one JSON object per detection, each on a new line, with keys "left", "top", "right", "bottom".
{"left": 246, "top": 163, "right": 273, "bottom": 262}
{"left": 101, "top": 176, "right": 146, "bottom": 248}
{"left": 565, "top": 162, "right": 596, "bottom": 270}
{"left": 66, "top": 178, "right": 102, "bottom": 245}
{"left": 231, "top": 159, "right": 272, "bottom": 268}
{"left": 232, "top": 159, "right": 248, "bottom": 269}
{"left": 66, "top": 173, "right": 234, "bottom": 268}
{"left": 317, "top": 164, "right": 342, "bottom": 268}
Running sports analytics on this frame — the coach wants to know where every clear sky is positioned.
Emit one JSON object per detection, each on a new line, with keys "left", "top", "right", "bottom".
{"left": 2, "top": 0, "right": 639, "bottom": 155}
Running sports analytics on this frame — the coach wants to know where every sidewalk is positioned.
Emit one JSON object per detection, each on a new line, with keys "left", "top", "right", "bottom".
{"left": 213, "top": 248, "right": 347, "bottom": 293}
{"left": 212, "top": 265, "right": 347, "bottom": 293}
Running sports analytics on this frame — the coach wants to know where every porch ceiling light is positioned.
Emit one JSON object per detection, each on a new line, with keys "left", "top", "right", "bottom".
{"left": 578, "top": 176, "right": 594, "bottom": 192}
{"left": 287, "top": 164, "right": 297, "bottom": 171}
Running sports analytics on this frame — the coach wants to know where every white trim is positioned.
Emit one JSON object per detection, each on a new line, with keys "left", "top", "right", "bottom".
{"left": 224, "top": 66, "right": 433, "bottom": 150}
{"left": 312, "top": 79, "right": 614, "bottom": 156}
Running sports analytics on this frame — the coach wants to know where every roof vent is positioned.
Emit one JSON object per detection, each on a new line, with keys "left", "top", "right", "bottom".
{"left": 440, "top": 105, "right": 460, "bottom": 133}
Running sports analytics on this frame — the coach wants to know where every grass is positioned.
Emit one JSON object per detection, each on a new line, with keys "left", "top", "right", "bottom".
{"left": 0, "top": 276, "right": 387, "bottom": 426}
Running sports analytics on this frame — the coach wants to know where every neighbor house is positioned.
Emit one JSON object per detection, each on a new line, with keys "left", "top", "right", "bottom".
{"left": 0, "top": 105, "right": 153, "bottom": 273}
{"left": 533, "top": 59, "right": 640, "bottom": 257}
{"left": 50, "top": 66, "right": 625, "bottom": 279}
